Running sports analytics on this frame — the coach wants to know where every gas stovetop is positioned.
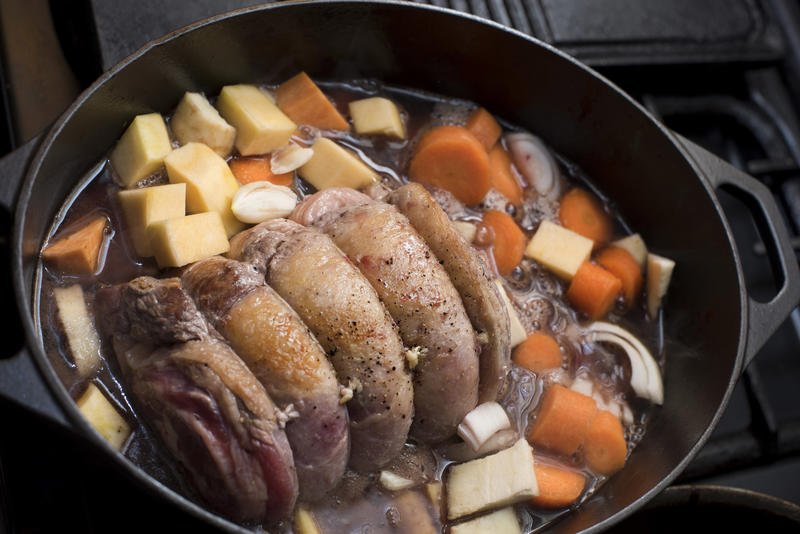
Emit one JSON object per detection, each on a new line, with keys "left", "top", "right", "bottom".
{"left": 1, "top": 1, "right": 799, "bottom": 532}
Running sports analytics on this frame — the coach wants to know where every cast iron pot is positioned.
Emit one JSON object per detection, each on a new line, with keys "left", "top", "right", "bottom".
{"left": 0, "top": 1, "right": 798, "bottom": 533}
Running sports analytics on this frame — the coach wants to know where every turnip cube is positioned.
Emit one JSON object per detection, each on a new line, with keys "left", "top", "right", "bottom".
{"left": 216, "top": 84, "right": 296, "bottom": 156}
{"left": 148, "top": 212, "right": 230, "bottom": 268}
{"left": 451, "top": 508, "right": 522, "bottom": 534}
{"left": 525, "top": 220, "right": 593, "bottom": 280}
{"left": 110, "top": 113, "right": 172, "bottom": 187}
{"left": 76, "top": 383, "right": 131, "bottom": 451}
{"left": 646, "top": 253, "right": 675, "bottom": 318}
{"left": 117, "top": 183, "right": 186, "bottom": 257}
{"left": 171, "top": 92, "right": 236, "bottom": 157}
{"left": 298, "top": 137, "right": 377, "bottom": 190}
{"left": 612, "top": 233, "right": 648, "bottom": 268}
{"left": 349, "top": 97, "right": 405, "bottom": 139}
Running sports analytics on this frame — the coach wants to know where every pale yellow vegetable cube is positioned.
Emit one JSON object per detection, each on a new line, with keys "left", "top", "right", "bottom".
{"left": 216, "top": 84, "right": 296, "bottom": 156}
{"left": 164, "top": 142, "right": 243, "bottom": 236}
{"left": 349, "top": 97, "right": 405, "bottom": 139}
{"left": 452, "top": 220, "right": 477, "bottom": 243}
{"left": 298, "top": 137, "right": 377, "bottom": 190}
{"left": 76, "top": 383, "right": 131, "bottom": 451}
{"left": 425, "top": 482, "right": 443, "bottom": 505}
{"left": 525, "top": 220, "right": 593, "bottom": 280}
{"left": 493, "top": 280, "right": 526, "bottom": 348}
{"left": 118, "top": 183, "right": 186, "bottom": 257}
{"left": 294, "top": 508, "right": 321, "bottom": 534}
{"left": 171, "top": 92, "right": 236, "bottom": 157}
{"left": 53, "top": 285, "right": 101, "bottom": 376}
{"left": 451, "top": 508, "right": 522, "bottom": 534}
{"left": 612, "top": 233, "right": 648, "bottom": 268}
{"left": 148, "top": 212, "right": 230, "bottom": 268}
{"left": 110, "top": 113, "right": 172, "bottom": 187}
{"left": 646, "top": 253, "right": 675, "bottom": 319}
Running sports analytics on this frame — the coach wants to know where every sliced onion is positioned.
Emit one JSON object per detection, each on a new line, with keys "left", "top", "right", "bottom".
{"left": 457, "top": 402, "right": 512, "bottom": 452}
{"left": 505, "top": 132, "right": 562, "bottom": 200}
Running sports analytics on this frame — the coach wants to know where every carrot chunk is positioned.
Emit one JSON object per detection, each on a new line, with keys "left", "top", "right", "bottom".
{"left": 42, "top": 215, "right": 107, "bottom": 275}
{"left": 527, "top": 384, "right": 597, "bottom": 457}
{"left": 479, "top": 209, "right": 525, "bottom": 276}
{"left": 530, "top": 463, "right": 587, "bottom": 509}
{"left": 274, "top": 71, "right": 349, "bottom": 130}
{"left": 513, "top": 332, "right": 562, "bottom": 372}
{"left": 583, "top": 410, "right": 627, "bottom": 476}
{"left": 566, "top": 262, "right": 623, "bottom": 320}
{"left": 558, "top": 188, "right": 612, "bottom": 248}
{"left": 408, "top": 126, "right": 491, "bottom": 206}
{"left": 465, "top": 107, "right": 502, "bottom": 151}
{"left": 229, "top": 157, "right": 293, "bottom": 187}
{"left": 488, "top": 144, "right": 524, "bottom": 205}
{"left": 595, "top": 246, "right": 643, "bottom": 308}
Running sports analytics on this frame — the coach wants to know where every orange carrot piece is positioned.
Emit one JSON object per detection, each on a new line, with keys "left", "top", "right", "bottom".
{"left": 408, "top": 126, "right": 491, "bottom": 206}
{"left": 465, "top": 107, "right": 502, "bottom": 151}
{"left": 583, "top": 410, "right": 628, "bottom": 476}
{"left": 229, "top": 157, "right": 293, "bottom": 187}
{"left": 275, "top": 72, "right": 349, "bottom": 130}
{"left": 42, "top": 215, "right": 107, "bottom": 275}
{"left": 558, "top": 188, "right": 612, "bottom": 248}
{"left": 566, "top": 262, "right": 623, "bottom": 320}
{"left": 513, "top": 332, "right": 562, "bottom": 372}
{"left": 530, "top": 463, "right": 587, "bottom": 509}
{"left": 488, "top": 144, "right": 524, "bottom": 205}
{"left": 527, "top": 384, "right": 597, "bottom": 457}
{"left": 480, "top": 209, "right": 526, "bottom": 276}
{"left": 595, "top": 246, "right": 643, "bottom": 308}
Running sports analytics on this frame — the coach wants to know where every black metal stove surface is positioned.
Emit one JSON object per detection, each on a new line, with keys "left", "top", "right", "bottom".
{"left": 1, "top": 1, "right": 799, "bottom": 533}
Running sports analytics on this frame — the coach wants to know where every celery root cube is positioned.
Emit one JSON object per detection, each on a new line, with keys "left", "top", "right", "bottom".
{"left": 216, "top": 84, "right": 296, "bottom": 156}
{"left": 76, "top": 383, "right": 131, "bottom": 451}
{"left": 171, "top": 92, "right": 236, "bottom": 157}
{"left": 148, "top": 212, "right": 230, "bottom": 268}
{"left": 164, "top": 142, "right": 243, "bottom": 236}
{"left": 110, "top": 113, "right": 172, "bottom": 187}
{"left": 118, "top": 183, "right": 186, "bottom": 257}
{"left": 349, "top": 97, "right": 406, "bottom": 139}
{"left": 525, "top": 220, "right": 593, "bottom": 280}
{"left": 298, "top": 137, "right": 377, "bottom": 190}
{"left": 53, "top": 285, "right": 101, "bottom": 376}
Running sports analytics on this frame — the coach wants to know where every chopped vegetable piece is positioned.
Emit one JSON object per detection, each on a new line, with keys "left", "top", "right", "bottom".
{"left": 465, "top": 107, "right": 502, "bottom": 152}
{"left": 76, "top": 383, "right": 131, "bottom": 450}
{"left": 275, "top": 72, "right": 349, "bottom": 130}
{"left": 298, "top": 137, "right": 377, "bottom": 190}
{"left": 566, "top": 262, "right": 623, "bottom": 320}
{"left": 583, "top": 410, "right": 627, "bottom": 475}
{"left": 164, "top": 142, "right": 243, "bottom": 237}
{"left": 480, "top": 210, "right": 526, "bottom": 276}
{"left": 525, "top": 220, "right": 593, "bottom": 280}
{"left": 117, "top": 183, "right": 186, "bottom": 257}
{"left": 42, "top": 216, "right": 108, "bottom": 275}
{"left": 408, "top": 126, "right": 491, "bottom": 206}
{"left": 527, "top": 384, "right": 597, "bottom": 457}
{"left": 380, "top": 470, "right": 415, "bottom": 491}
{"left": 457, "top": 401, "right": 511, "bottom": 452}
{"left": 451, "top": 507, "right": 522, "bottom": 534}
{"left": 513, "top": 332, "right": 562, "bottom": 373}
{"left": 294, "top": 508, "right": 322, "bottom": 534}
{"left": 425, "top": 482, "right": 442, "bottom": 506}
{"left": 229, "top": 157, "right": 293, "bottom": 186}
{"left": 53, "top": 285, "right": 101, "bottom": 376}
{"left": 147, "top": 212, "right": 230, "bottom": 268}
{"left": 216, "top": 84, "right": 296, "bottom": 156}
{"left": 596, "top": 246, "right": 643, "bottom": 308}
{"left": 271, "top": 144, "right": 314, "bottom": 174}
{"left": 646, "top": 253, "right": 675, "bottom": 319}
{"left": 446, "top": 439, "right": 538, "bottom": 520}
{"left": 451, "top": 220, "right": 477, "bottom": 243}
{"left": 109, "top": 113, "right": 172, "bottom": 187}
{"left": 558, "top": 188, "right": 612, "bottom": 248}
{"left": 612, "top": 233, "right": 648, "bottom": 268}
{"left": 394, "top": 491, "right": 438, "bottom": 534}
{"left": 171, "top": 92, "right": 236, "bottom": 157}
{"left": 493, "top": 280, "right": 527, "bottom": 348}
{"left": 349, "top": 97, "right": 405, "bottom": 138}
{"left": 530, "top": 464, "right": 586, "bottom": 509}
{"left": 231, "top": 182, "right": 297, "bottom": 224}
{"left": 488, "top": 144, "right": 524, "bottom": 205}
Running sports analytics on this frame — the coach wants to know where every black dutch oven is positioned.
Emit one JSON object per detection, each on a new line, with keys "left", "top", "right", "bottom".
{"left": 0, "top": 2, "right": 798, "bottom": 533}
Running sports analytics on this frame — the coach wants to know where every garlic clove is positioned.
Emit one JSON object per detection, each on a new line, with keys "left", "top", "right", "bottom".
{"left": 271, "top": 144, "right": 314, "bottom": 175}
{"left": 457, "top": 401, "right": 512, "bottom": 452}
{"left": 231, "top": 181, "right": 298, "bottom": 224}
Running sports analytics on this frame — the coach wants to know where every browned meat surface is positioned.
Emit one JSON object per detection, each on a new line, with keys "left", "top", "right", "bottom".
{"left": 229, "top": 219, "right": 414, "bottom": 471}
{"left": 182, "top": 257, "right": 349, "bottom": 500}
{"left": 389, "top": 183, "right": 511, "bottom": 403}
{"left": 290, "top": 187, "right": 373, "bottom": 226}
{"left": 95, "top": 277, "right": 298, "bottom": 522}
{"left": 293, "top": 191, "right": 479, "bottom": 443}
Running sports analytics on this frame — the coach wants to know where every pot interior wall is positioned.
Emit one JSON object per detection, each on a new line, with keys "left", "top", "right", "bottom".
{"left": 18, "top": 2, "right": 743, "bottom": 532}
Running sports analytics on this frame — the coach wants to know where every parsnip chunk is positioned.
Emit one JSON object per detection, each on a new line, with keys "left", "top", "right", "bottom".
{"left": 171, "top": 92, "right": 236, "bottom": 157}
{"left": 494, "top": 280, "right": 527, "bottom": 348}
{"left": 216, "top": 84, "right": 296, "bottom": 156}
{"left": 646, "top": 253, "right": 675, "bottom": 318}
{"left": 451, "top": 507, "right": 522, "bottom": 534}
{"left": 53, "top": 285, "right": 101, "bottom": 376}
{"left": 349, "top": 97, "right": 405, "bottom": 139}
{"left": 525, "top": 220, "right": 593, "bottom": 280}
{"left": 148, "top": 212, "right": 230, "bottom": 268}
{"left": 446, "top": 439, "right": 538, "bottom": 520}
{"left": 612, "top": 233, "right": 648, "bottom": 268}
{"left": 117, "top": 183, "right": 186, "bottom": 257}
{"left": 298, "top": 137, "right": 377, "bottom": 190}
{"left": 164, "top": 142, "right": 243, "bottom": 236}
{"left": 110, "top": 113, "right": 172, "bottom": 187}
{"left": 293, "top": 508, "right": 321, "bottom": 534}
{"left": 76, "top": 383, "right": 131, "bottom": 450}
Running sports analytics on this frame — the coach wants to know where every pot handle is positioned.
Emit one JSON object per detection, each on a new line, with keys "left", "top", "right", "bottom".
{"left": 674, "top": 134, "right": 800, "bottom": 367}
